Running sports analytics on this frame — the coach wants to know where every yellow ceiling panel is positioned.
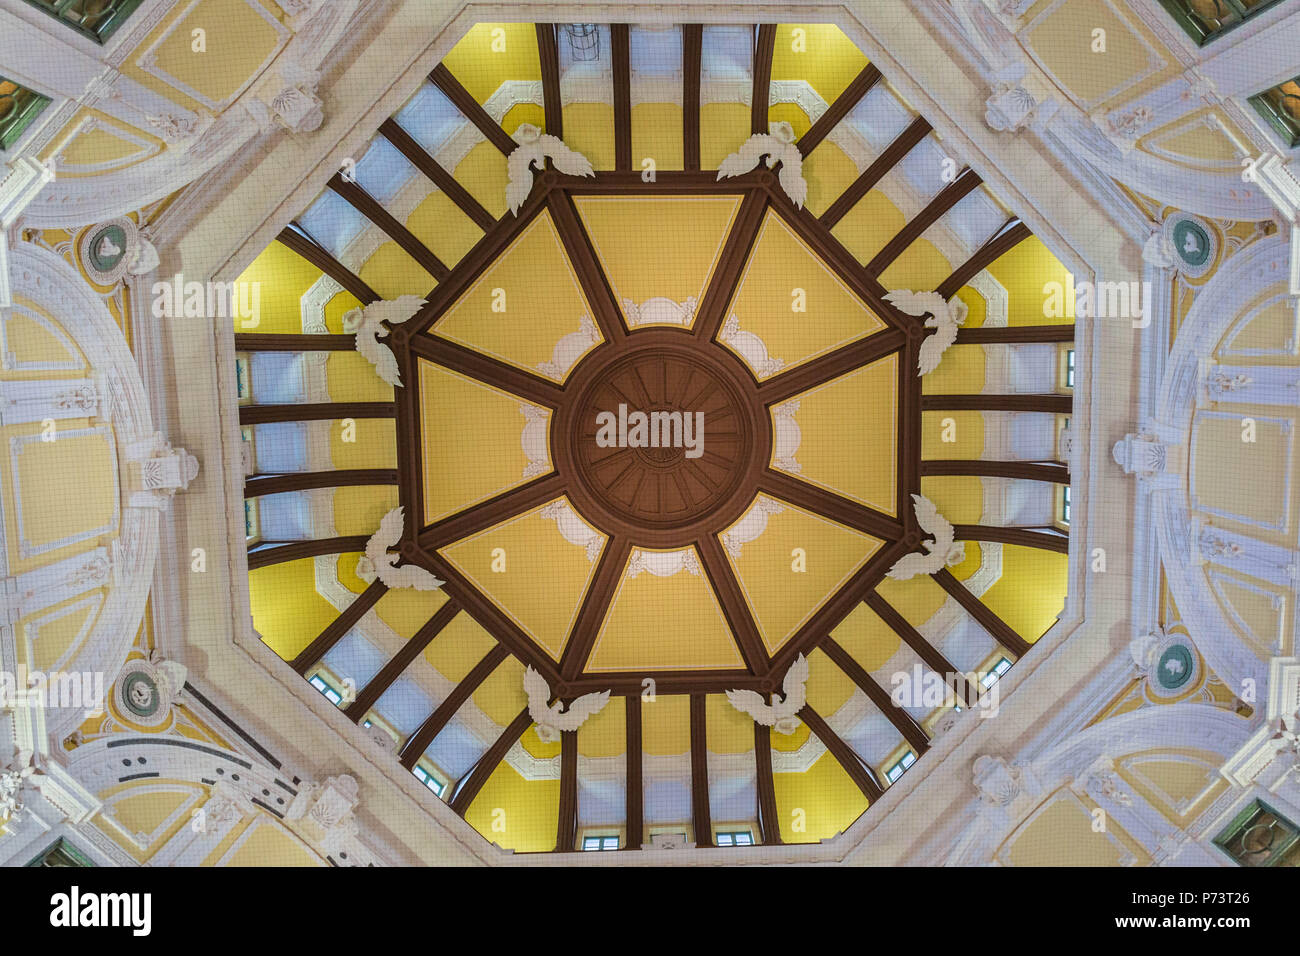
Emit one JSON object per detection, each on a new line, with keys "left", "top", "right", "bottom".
{"left": 706, "top": 692, "right": 755, "bottom": 755}
{"left": 579, "top": 693, "right": 626, "bottom": 758}
{"left": 472, "top": 654, "right": 527, "bottom": 726}
{"left": 725, "top": 211, "right": 886, "bottom": 379}
{"left": 804, "top": 647, "right": 857, "bottom": 716}
{"left": 642, "top": 693, "right": 690, "bottom": 756}
{"left": 771, "top": 24, "right": 870, "bottom": 106}
{"left": 432, "top": 211, "right": 599, "bottom": 381}
{"left": 441, "top": 23, "right": 542, "bottom": 105}
{"left": 830, "top": 601, "right": 902, "bottom": 673}
{"left": 374, "top": 587, "right": 451, "bottom": 641}
{"left": 774, "top": 750, "right": 869, "bottom": 844}
{"left": 424, "top": 611, "right": 499, "bottom": 684}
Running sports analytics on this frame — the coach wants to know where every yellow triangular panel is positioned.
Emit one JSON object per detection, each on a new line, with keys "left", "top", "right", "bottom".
{"left": 587, "top": 547, "right": 744, "bottom": 672}
{"left": 432, "top": 211, "right": 600, "bottom": 381}
{"left": 573, "top": 195, "right": 742, "bottom": 328}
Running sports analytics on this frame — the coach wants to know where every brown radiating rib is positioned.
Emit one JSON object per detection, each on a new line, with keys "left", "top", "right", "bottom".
{"left": 953, "top": 524, "right": 1069, "bottom": 554}
{"left": 247, "top": 536, "right": 371, "bottom": 571}
{"left": 683, "top": 24, "right": 702, "bottom": 170}
{"left": 244, "top": 470, "right": 397, "bottom": 498}
{"left": 862, "top": 590, "right": 977, "bottom": 706}
{"left": 694, "top": 189, "right": 768, "bottom": 342}
{"left": 556, "top": 730, "right": 579, "bottom": 851}
{"left": 559, "top": 536, "right": 633, "bottom": 681}
{"left": 752, "top": 24, "right": 776, "bottom": 135}
{"left": 899, "top": 339, "right": 922, "bottom": 514}
{"left": 797, "top": 63, "right": 881, "bottom": 157}
{"left": 536, "top": 23, "right": 563, "bottom": 139}
{"left": 820, "top": 116, "right": 932, "bottom": 229}
{"left": 562, "top": 671, "right": 765, "bottom": 698}
{"left": 933, "top": 568, "right": 1033, "bottom": 658}
{"left": 419, "top": 473, "right": 565, "bottom": 551}
{"left": 690, "top": 694, "right": 714, "bottom": 847}
{"left": 612, "top": 24, "right": 631, "bottom": 170}
{"left": 556, "top": 169, "right": 765, "bottom": 194}
{"left": 921, "top": 459, "right": 1069, "bottom": 483}
{"left": 921, "top": 393, "right": 1072, "bottom": 413}
{"left": 625, "top": 694, "right": 643, "bottom": 850}
{"left": 760, "top": 469, "right": 905, "bottom": 540}
{"left": 430, "top": 63, "right": 517, "bottom": 155}
{"left": 798, "top": 704, "right": 884, "bottom": 801}
{"left": 276, "top": 227, "right": 379, "bottom": 305}
{"left": 753, "top": 720, "right": 782, "bottom": 845}
{"left": 343, "top": 598, "right": 461, "bottom": 721}
{"left": 329, "top": 173, "right": 449, "bottom": 282}
{"left": 449, "top": 707, "right": 533, "bottom": 814}
{"left": 936, "top": 219, "right": 1032, "bottom": 300}
{"left": 820, "top": 636, "right": 930, "bottom": 754}
{"left": 239, "top": 402, "right": 394, "bottom": 425}
{"left": 547, "top": 190, "right": 628, "bottom": 343}
{"left": 955, "top": 324, "right": 1075, "bottom": 344}
{"left": 695, "top": 534, "right": 770, "bottom": 675}
{"left": 234, "top": 333, "right": 354, "bottom": 351}
{"left": 866, "top": 167, "right": 983, "bottom": 276}
{"left": 289, "top": 579, "right": 388, "bottom": 674}
{"left": 407, "top": 332, "right": 564, "bottom": 408}
{"left": 399, "top": 643, "right": 510, "bottom": 769}
{"left": 378, "top": 118, "right": 496, "bottom": 231}
{"left": 392, "top": 341, "right": 423, "bottom": 538}
{"left": 758, "top": 328, "right": 906, "bottom": 403}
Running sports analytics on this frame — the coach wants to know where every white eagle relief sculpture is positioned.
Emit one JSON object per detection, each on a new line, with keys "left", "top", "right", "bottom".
{"left": 717, "top": 121, "right": 808, "bottom": 208}
{"left": 358, "top": 507, "right": 445, "bottom": 591}
{"left": 887, "top": 494, "right": 966, "bottom": 581}
{"left": 883, "top": 290, "right": 968, "bottom": 376}
{"left": 726, "top": 654, "right": 809, "bottom": 735}
{"left": 506, "top": 124, "right": 595, "bottom": 214}
{"left": 342, "top": 295, "right": 426, "bottom": 386}
{"left": 524, "top": 667, "right": 611, "bottom": 743}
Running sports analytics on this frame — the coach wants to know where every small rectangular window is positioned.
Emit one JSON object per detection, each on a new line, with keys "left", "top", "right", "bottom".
{"left": 308, "top": 674, "right": 343, "bottom": 706}
{"left": 1249, "top": 74, "right": 1300, "bottom": 149}
{"left": 1065, "top": 349, "right": 1075, "bottom": 389}
{"left": 1062, "top": 485, "right": 1072, "bottom": 525}
{"left": 715, "top": 829, "right": 753, "bottom": 846}
{"left": 0, "top": 77, "right": 52, "bottom": 152}
{"left": 412, "top": 764, "right": 445, "bottom": 797}
{"left": 981, "top": 657, "right": 1012, "bottom": 689}
{"left": 1156, "top": 0, "right": 1285, "bottom": 45}
{"left": 582, "top": 835, "right": 619, "bottom": 851}
{"left": 20, "top": 0, "right": 148, "bottom": 44}
{"left": 235, "top": 354, "right": 253, "bottom": 403}
{"left": 886, "top": 750, "right": 917, "bottom": 783}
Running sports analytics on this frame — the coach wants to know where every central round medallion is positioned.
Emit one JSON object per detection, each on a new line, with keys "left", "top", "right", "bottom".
{"left": 554, "top": 331, "right": 768, "bottom": 549}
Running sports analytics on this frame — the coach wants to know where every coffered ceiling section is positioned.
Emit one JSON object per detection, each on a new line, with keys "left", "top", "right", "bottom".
{"left": 234, "top": 21, "right": 1076, "bottom": 855}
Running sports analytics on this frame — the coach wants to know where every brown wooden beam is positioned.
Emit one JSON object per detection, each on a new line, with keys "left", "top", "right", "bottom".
{"left": 921, "top": 393, "right": 1072, "bottom": 413}
{"left": 379, "top": 118, "right": 496, "bottom": 231}
{"left": 554, "top": 169, "right": 765, "bottom": 194}
{"left": 954, "top": 524, "right": 1069, "bottom": 554}
{"left": 753, "top": 720, "right": 782, "bottom": 845}
{"left": 547, "top": 190, "right": 628, "bottom": 343}
{"left": 867, "top": 167, "right": 983, "bottom": 275}
{"left": 247, "top": 536, "right": 370, "bottom": 571}
{"left": 862, "top": 590, "right": 976, "bottom": 706}
{"left": 329, "top": 173, "right": 449, "bottom": 282}
{"left": 560, "top": 671, "right": 767, "bottom": 698}
{"left": 797, "top": 63, "right": 881, "bottom": 157}
{"left": 921, "top": 459, "right": 1069, "bottom": 484}
{"left": 430, "top": 64, "right": 516, "bottom": 155}
{"left": 690, "top": 693, "right": 713, "bottom": 847}
{"left": 612, "top": 24, "right": 631, "bottom": 170}
{"left": 393, "top": 342, "right": 424, "bottom": 541}
{"left": 760, "top": 469, "right": 904, "bottom": 540}
{"left": 683, "top": 24, "right": 702, "bottom": 170}
{"left": 820, "top": 636, "right": 930, "bottom": 754}
{"left": 276, "top": 228, "right": 378, "bottom": 305}
{"left": 343, "top": 598, "right": 461, "bottom": 721}
{"left": 758, "top": 328, "right": 905, "bottom": 403}
{"left": 955, "top": 324, "right": 1075, "bottom": 345}
{"left": 449, "top": 707, "right": 533, "bottom": 815}
{"left": 419, "top": 473, "right": 565, "bottom": 551}
{"left": 798, "top": 704, "right": 883, "bottom": 801}
{"left": 399, "top": 644, "right": 510, "bottom": 769}
{"left": 536, "top": 24, "right": 563, "bottom": 139}
{"left": 900, "top": 340, "right": 922, "bottom": 511}
{"left": 694, "top": 188, "right": 768, "bottom": 342}
{"left": 752, "top": 24, "right": 776, "bottom": 135}
{"left": 234, "top": 333, "right": 354, "bottom": 351}
{"left": 696, "top": 534, "right": 770, "bottom": 675}
{"left": 624, "top": 694, "right": 643, "bottom": 850}
{"left": 937, "top": 219, "right": 1032, "bottom": 300}
{"left": 556, "top": 729, "right": 579, "bottom": 851}
{"left": 245, "top": 469, "right": 397, "bottom": 498}
{"left": 289, "top": 579, "right": 387, "bottom": 675}
{"left": 821, "top": 116, "right": 932, "bottom": 230}
{"left": 559, "top": 536, "right": 633, "bottom": 681}
{"left": 239, "top": 402, "right": 394, "bottom": 425}
{"left": 408, "top": 332, "right": 564, "bottom": 409}
{"left": 933, "top": 567, "right": 1033, "bottom": 658}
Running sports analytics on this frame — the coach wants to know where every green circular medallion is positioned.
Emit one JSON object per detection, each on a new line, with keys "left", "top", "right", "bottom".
{"left": 88, "top": 224, "right": 128, "bottom": 274}
{"left": 1172, "top": 220, "right": 1211, "bottom": 268}
{"left": 1156, "top": 644, "right": 1194, "bottom": 690}
{"left": 123, "top": 671, "right": 160, "bottom": 717}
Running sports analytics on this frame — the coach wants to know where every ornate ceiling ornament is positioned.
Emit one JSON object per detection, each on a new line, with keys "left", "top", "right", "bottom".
{"left": 720, "top": 497, "right": 784, "bottom": 560}
{"left": 523, "top": 667, "right": 610, "bottom": 743}
{"left": 536, "top": 315, "right": 599, "bottom": 378}
{"left": 114, "top": 652, "right": 187, "bottom": 728}
{"left": 78, "top": 216, "right": 159, "bottom": 286}
{"left": 720, "top": 315, "right": 784, "bottom": 376}
{"left": 626, "top": 548, "right": 701, "bottom": 578}
{"left": 360, "top": 508, "right": 444, "bottom": 591}
{"left": 884, "top": 290, "right": 967, "bottom": 375}
{"left": 506, "top": 125, "right": 595, "bottom": 214}
{"left": 888, "top": 494, "right": 965, "bottom": 580}
{"left": 342, "top": 295, "right": 426, "bottom": 386}
{"left": 725, "top": 654, "right": 808, "bottom": 735}
{"left": 540, "top": 500, "right": 603, "bottom": 561}
{"left": 717, "top": 121, "right": 807, "bottom": 207}
{"left": 622, "top": 296, "right": 695, "bottom": 327}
